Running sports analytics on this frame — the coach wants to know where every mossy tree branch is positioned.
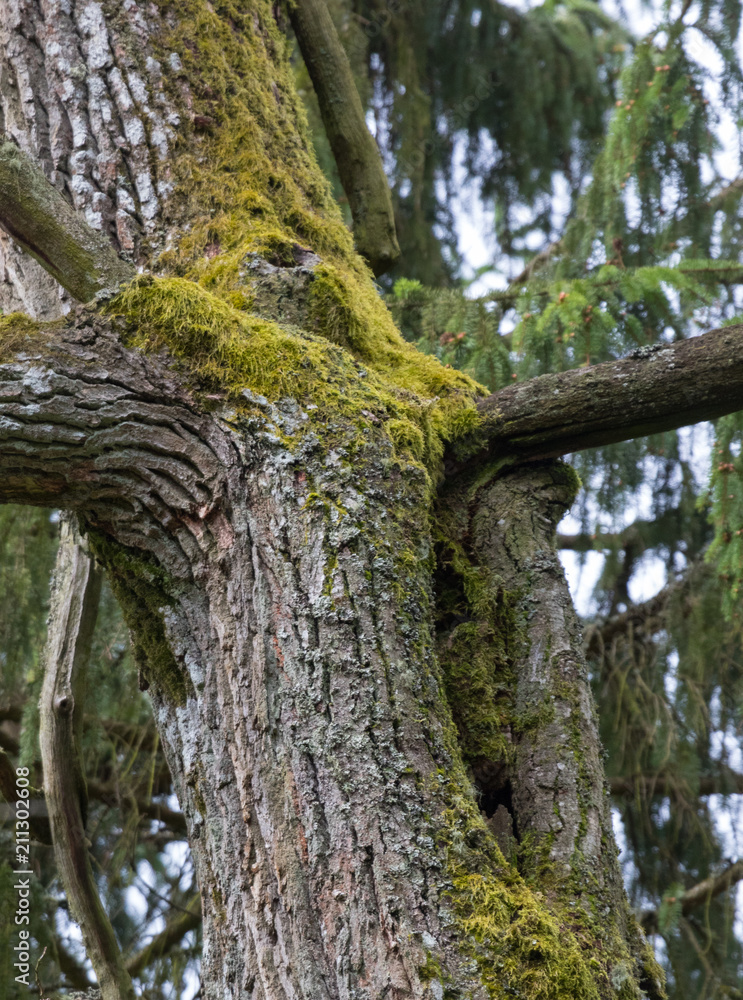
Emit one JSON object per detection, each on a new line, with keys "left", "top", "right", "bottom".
{"left": 446, "top": 323, "right": 743, "bottom": 475}
{"left": 0, "top": 139, "right": 135, "bottom": 303}
{"left": 288, "top": 0, "right": 400, "bottom": 276}
{"left": 39, "top": 518, "right": 136, "bottom": 1000}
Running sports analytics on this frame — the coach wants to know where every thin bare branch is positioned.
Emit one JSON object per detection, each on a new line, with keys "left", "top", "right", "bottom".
{"left": 126, "top": 894, "right": 201, "bottom": 978}
{"left": 39, "top": 518, "right": 136, "bottom": 1000}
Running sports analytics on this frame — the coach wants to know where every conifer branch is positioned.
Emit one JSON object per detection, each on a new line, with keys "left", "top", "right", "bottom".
{"left": 0, "top": 699, "right": 23, "bottom": 723}
{"left": 557, "top": 504, "right": 707, "bottom": 553}
{"left": 679, "top": 861, "right": 743, "bottom": 915}
{"left": 87, "top": 780, "right": 188, "bottom": 835}
{"left": 0, "top": 750, "right": 52, "bottom": 842}
{"left": 643, "top": 861, "right": 743, "bottom": 936}
{"left": 288, "top": 0, "right": 400, "bottom": 275}
{"left": 125, "top": 894, "right": 201, "bottom": 978}
{"left": 39, "top": 519, "right": 136, "bottom": 1000}
{"left": 583, "top": 587, "right": 673, "bottom": 658}
{"left": 55, "top": 939, "right": 96, "bottom": 991}
{"left": 610, "top": 767, "right": 743, "bottom": 798}
{"left": 0, "top": 138, "right": 135, "bottom": 302}
{"left": 504, "top": 239, "right": 563, "bottom": 292}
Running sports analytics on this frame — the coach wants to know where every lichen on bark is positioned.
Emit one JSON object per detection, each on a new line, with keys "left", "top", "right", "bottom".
{"left": 432, "top": 461, "right": 664, "bottom": 999}
{"left": 0, "top": 1, "right": 667, "bottom": 997}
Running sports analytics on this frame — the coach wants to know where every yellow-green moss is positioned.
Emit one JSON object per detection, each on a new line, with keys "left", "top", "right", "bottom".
{"left": 149, "top": 0, "right": 357, "bottom": 279}
{"left": 430, "top": 477, "right": 662, "bottom": 1000}
{"left": 113, "top": 0, "right": 488, "bottom": 479}
{"left": 0, "top": 312, "right": 56, "bottom": 360}
{"left": 105, "top": 275, "right": 482, "bottom": 479}
{"left": 433, "top": 740, "right": 658, "bottom": 1000}
{"left": 450, "top": 868, "right": 601, "bottom": 999}
{"left": 434, "top": 531, "right": 520, "bottom": 766}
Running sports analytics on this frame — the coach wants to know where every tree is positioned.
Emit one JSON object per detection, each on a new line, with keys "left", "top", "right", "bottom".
{"left": 1, "top": 1, "right": 742, "bottom": 999}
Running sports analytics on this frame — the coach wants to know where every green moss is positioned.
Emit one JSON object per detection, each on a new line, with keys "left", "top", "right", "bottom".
{"left": 431, "top": 738, "right": 660, "bottom": 1000}
{"left": 440, "top": 620, "right": 515, "bottom": 765}
{"left": 418, "top": 952, "right": 444, "bottom": 983}
{"left": 430, "top": 471, "right": 662, "bottom": 1000}
{"left": 433, "top": 488, "right": 523, "bottom": 768}
{"left": 100, "top": 0, "right": 488, "bottom": 480}
{"left": 193, "top": 788, "right": 207, "bottom": 818}
{"left": 547, "top": 459, "right": 582, "bottom": 506}
{"left": 88, "top": 531, "right": 192, "bottom": 707}
{"left": 210, "top": 885, "right": 227, "bottom": 924}
{"left": 0, "top": 312, "right": 56, "bottom": 360}
{"left": 145, "top": 0, "right": 359, "bottom": 292}
{"left": 105, "top": 275, "right": 482, "bottom": 480}
{"left": 450, "top": 868, "right": 601, "bottom": 999}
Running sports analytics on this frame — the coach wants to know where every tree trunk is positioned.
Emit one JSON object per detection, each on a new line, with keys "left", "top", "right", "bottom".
{"left": 0, "top": 2, "right": 665, "bottom": 998}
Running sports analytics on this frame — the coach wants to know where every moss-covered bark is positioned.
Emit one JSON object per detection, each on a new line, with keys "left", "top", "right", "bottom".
{"left": 288, "top": 0, "right": 400, "bottom": 275}
{"left": 435, "top": 462, "right": 664, "bottom": 998}
{"left": 0, "top": 2, "right": 666, "bottom": 998}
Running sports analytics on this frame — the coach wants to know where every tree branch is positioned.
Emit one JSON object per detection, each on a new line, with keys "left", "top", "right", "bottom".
{"left": 0, "top": 315, "right": 227, "bottom": 571}
{"left": 125, "top": 894, "right": 201, "bottom": 978}
{"left": 39, "top": 518, "right": 136, "bottom": 1000}
{"left": 679, "top": 861, "right": 743, "bottom": 916}
{"left": 610, "top": 766, "right": 743, "bottom": 798}
{"left": 584, "top": 586, "right": 672, "bottom": 658}
{"left": 447, "top": 324, "right": 743, "bottom": 474}
{"left": 0, "top": 749, "right": 52, "bottom": 842}
{"left": 0, "top": 139, "right": 135, "bottom": 303}
{"left": 557, "top": 504, "right": 709, "bottom": 554}
{"left": 642, "top": 861, "right": 743, "bottom": 936}
{"left": 87, "top": 780, "right": 188, "bottom": 836}
{"left": 288, "top": 0, "right": 400, "bottom": 275}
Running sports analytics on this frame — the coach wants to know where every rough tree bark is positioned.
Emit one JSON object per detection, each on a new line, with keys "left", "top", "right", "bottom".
{"left": 1, "top": 2, "right": 739, "bottom": 998}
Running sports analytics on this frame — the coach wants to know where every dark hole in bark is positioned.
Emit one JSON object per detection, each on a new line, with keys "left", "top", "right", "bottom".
{"left": 471, "top": 759, "right": 512, "bottom": 817}
{"left": 478, "top": 777, "right": 514, "bottom": 820}
{"left": 472, "top": 758, "right": 519, "bottom": 847}
{"left": 265, "top": 243, "right": 322, "bottom": 269}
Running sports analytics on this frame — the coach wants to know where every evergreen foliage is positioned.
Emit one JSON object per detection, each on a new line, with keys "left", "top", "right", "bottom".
{"left": 0, "top": 508, "right": 199, "bottom": 1000}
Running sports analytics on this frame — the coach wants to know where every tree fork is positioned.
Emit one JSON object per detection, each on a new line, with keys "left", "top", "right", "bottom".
{"left": 0, "top": 0, "right": 736, "bottom": 994}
